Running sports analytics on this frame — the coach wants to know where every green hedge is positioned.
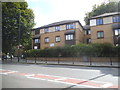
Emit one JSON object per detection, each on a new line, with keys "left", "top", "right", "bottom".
{"left": 24, "top": 43, "right": 120, "bottom": 57}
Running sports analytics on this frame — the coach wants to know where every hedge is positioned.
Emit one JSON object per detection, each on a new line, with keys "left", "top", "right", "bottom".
{"left": 24, "top": 43, "right": 120, "bottom": 57}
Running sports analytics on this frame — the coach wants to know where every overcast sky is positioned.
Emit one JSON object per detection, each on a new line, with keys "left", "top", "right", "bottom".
{"left": 25, "top": 0, "right": 109, "bottom": 28}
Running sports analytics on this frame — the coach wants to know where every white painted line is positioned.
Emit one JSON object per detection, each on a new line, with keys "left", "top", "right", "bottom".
{"left": 55, "top": 78, "right": 67, "bottom": 81}
{"left": 0, "top": 69, "right": 116, "bottom": 88}
{"left": 0, "top": 73, "right": 8, "bottom": 75}
{"left": 26, "top": 76, "right": 99, "bottom": 88}
{"left": 25, "top": 74, "right": 35, "bottom": 77}
{"left": 101, "top": 83, "right": 113, "bottom": 88}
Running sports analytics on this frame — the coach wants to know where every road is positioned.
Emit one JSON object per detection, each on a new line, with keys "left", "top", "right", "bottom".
{"left": 0, "top": 62, "right": 119, "bottom": 89}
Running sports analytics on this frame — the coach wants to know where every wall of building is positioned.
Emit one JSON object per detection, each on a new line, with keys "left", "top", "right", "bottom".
{"left": 75, "top": 22, "right": 84, "bottom": 44}
{"left": 40, "top": 30, "right": 65, "bottom": 49}
{"left": 91, "top": 24, "right": 114, "bottom": 44}
{"left": 36, "top": 22, "right": 84, "bottom": 49}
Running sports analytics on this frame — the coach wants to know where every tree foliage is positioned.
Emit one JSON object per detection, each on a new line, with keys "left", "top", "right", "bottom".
{"left": 2, "top": 2, "right": 35, "bottom": 53}
{"left": 84, "top": 1, "right": 120, "bottom": 25}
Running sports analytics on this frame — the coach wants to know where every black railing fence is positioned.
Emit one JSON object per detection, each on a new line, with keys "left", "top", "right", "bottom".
{"left": 2, "top": 56, "right": 119, "bottom": 67}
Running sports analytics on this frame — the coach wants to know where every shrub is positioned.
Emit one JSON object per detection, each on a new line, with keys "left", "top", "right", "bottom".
{"left": 24, "top": 43, "right": 118, "bottom": 57}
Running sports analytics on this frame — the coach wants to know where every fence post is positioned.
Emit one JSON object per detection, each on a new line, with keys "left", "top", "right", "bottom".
{"left": 58, "top": 56, "right": 59, "bottom": 64}
{"left": 110, "top": 57, "right": 112, "bottom": 66}
{"left": 90, "top": 56, "right": 92, "bottom": 66}
{"left": 35, "top": 55, "right": 36, "bottom": 64}
{"left": 11, "top": 56, "right": 12, "bottom": 62}
{"left": 46, "top": 57, "right": 47, "bottom": 63}
{"left": 110, "top": 48, "right": 112, "bottom": 66}
{"left": 58, "top": 53, "right": 61, "bottom": 64}
{"left": 73, "top": 57, "right": 74, "bottom": 64}
{"left": 25, "top": 54, "right": 27, "bottom": 63}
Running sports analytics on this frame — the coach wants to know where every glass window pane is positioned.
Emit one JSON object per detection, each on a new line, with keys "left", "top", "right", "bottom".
{"left": 118, "top": 29, "right": 120, "bottom": 35}
{"left": 34, "top": 46, "right": 37, "bottom": 49}
{"left": 55, "top": 26, "right": 60, "bottom": 31}
{"left": 66, "top": 24, "right": 74, "bottom": 29}
{"left": 45, "top": 28, "right": 49, "bottom": 33}
{"left": 96, "top": 19, "right": 103, "bottom": 25}
{"left": 56, "top": 36, "right": 60, "bottom": 42}
{"left": 45, "top": 38, "right": 49, "bottom": 42}
{"left": 71, "top": 34, "right": 73, "bottom": 40}
{"left": 115, "top": 30, "right": 118, "bottom": 35}
{"left": 113, "top": 16, "right": 120, "bottom": 23}
{"left": 97, "top": 32, "right": 100, "bottom": 38}
{"left": 88, "top": 30, "right": 91, "bottom": 34}
{"left": 66, "top": 35, "right": 68, "bottom": 40}
{"left": 101, "top": 32, "right": 104, "bottom": 37}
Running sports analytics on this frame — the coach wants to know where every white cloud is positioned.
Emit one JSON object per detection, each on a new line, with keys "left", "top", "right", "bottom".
{"left": 27, "top": 0, "right": 108, "bottom": 28}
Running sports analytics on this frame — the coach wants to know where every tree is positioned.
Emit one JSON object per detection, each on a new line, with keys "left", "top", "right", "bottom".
{"left": 2, "top": 2, "right": 35, "bottom": 54}
{"left": 84, "top": 1, "right": 120, "bottom": 25}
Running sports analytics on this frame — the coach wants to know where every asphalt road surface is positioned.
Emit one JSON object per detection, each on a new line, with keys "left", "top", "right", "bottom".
{"left": 0, "top": 62, "right": 119, "bottom": 89}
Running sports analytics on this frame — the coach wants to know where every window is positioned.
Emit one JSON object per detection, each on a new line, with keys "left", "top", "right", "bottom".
{"left": 34, "top": 46, "right": 38, "bottom": 49}
{"left": 55, "top": 36, "right": 60, "bottom": 42}
{"left": 65, "top": 34, "right": 74, "bottom": 40}
{"left": 35, "top": 30, "right": 40, "bottom": 35}
{"left": 45, "top": 37, "right": 49, "bottom": 43}
{"left": 115, "top": 44, "right": 119, "bottom": 46}
{"left": 114, "top": 29, "right": 120, "bottom": 36}
{"left": 34, "top": 39, "right": 40, "bottom": 43}
{"left": 86, "top": 30, "right": 91, "bottom": 35}
{"left": 87, "top": 38, "right": 91, "bottom": 44}
{"left": 45, "top": 28, "right": 49, "bottom": 33}
{"left": 55, "top": 26, "right": 60, "bottom": 31}
{"left": 66, "top": 24, "right": 74, "bottom": 29}
{"left": 97, "top": 31, "right": 104, "bottom": 38}
{"left": 96, "top": 18, "right": 103, "bottom": 25}
{"left": 113, "top": 16, "right": 120, "bottom": 23}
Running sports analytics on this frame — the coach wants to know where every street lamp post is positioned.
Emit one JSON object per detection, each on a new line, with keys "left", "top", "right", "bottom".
{"left": 18, "top": 9, "right": 21, "bottom": 62}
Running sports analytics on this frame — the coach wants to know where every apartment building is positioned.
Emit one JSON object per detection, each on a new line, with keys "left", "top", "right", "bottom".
{"left": 32, "top": 20, "right": 84, "bottom": 49}
{"left": 32, "top": 12, "right": 120, "bottom": 49}
{"left": 90, "top": 12, "right": 120, "bottom": 46}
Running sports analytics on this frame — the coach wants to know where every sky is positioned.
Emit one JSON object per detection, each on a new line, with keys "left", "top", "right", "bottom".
{"left": 25, "top": 0, "right": 109, "bottom": 28}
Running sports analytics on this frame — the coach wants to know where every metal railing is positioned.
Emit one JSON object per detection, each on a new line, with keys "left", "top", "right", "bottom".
{"left": 2, "top": 56, "right": 119, "bottom": 67}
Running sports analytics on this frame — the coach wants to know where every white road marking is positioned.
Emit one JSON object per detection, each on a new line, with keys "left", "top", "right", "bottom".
{"left": 0, "top": 69, "right": 116, "bottom": 88}
{"left": 101, "top": 83, "right": 113, "bottom": 88}
{"left": 26, "top": 75, "right": 99, "bottom": 88}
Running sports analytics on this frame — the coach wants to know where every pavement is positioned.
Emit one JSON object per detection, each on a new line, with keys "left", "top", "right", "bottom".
{"left": 0, "top": 60, "right": 119, "bottom": 89}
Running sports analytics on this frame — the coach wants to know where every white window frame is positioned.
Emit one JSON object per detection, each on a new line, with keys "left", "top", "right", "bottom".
{"left": 34, "top": 39, "right": 40, "bottom": 43}
{"left": 55, "top": 26, "right": 60, "bottom": 31}
{"left": 114, "top": 29, "right": 120, "bottom": 36}
{"left": 45, "top": 37, "right": 49, "bottom": 43}
{"left": 66, "top": 24, "right": 74, "bottom": 29}
{"left": 34, "top": 46, "right": 38, "bottom": 49}
{"left": 65, "top": 34, "right": 74, "bottom": 40}
{"left": 97, "top": 31, "right": 104, "bottom": 38}
{"left": 45, "top": 28, "right": 49, "bottom": 33}
{"left": 96, "top": 18, "right": 103, "bottom": 25}
{"left": 55, "top": 36, "right": 60, "bottom": 42}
